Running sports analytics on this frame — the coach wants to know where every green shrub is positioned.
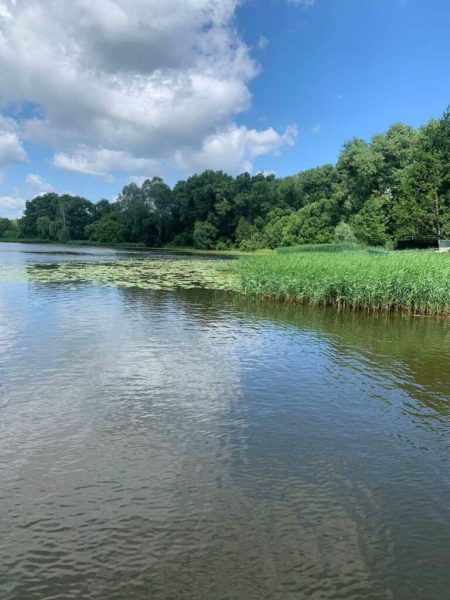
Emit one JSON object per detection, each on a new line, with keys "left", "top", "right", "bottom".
{"left": 193, "top": 221, "right": 218, "bottom": 249}
{"left": 85, "top": 218, "right": 124, "bottom": 244}
{"left": 334, "top": 221, "right": 357, "bottom": 244}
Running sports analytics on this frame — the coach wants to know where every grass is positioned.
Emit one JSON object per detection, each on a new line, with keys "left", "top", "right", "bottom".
{"left": 236, "top": 248, "right": 450, "bottom": 316}
{"left": 276, "top": 243, "right": 364, "bottom": 254}
{"left": 162, "top": 246, "right": 272, "bottom": 257}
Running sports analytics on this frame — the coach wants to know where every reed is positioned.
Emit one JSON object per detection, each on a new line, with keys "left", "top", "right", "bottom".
{"left": 276, "top": 243, "right": 363, "bottom": 254}
{"left": 236, "top": 249, "right": 450, "bottom": 315}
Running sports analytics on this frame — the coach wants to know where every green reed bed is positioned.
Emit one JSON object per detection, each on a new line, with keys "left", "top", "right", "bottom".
{"left": 276, "top": 243, "right": 363, "bottom": 254}
{"left": 236, "top": 250, "right": 450, "bottom": 315}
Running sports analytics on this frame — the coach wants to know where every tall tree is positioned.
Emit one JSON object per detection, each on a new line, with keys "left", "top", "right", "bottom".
{"left": 396, "top": 109, "right": 450, "bottom": 239}
{"left": 141, "top": 177, "right": 174, "bottom": 245}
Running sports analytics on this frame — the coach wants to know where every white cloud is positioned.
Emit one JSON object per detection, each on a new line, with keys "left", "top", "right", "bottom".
{"left": 0, "top": 1, "right": 13, "bottom": 21}
{"left": 0, "top": 194, "right": 25, "bottom": 218}
{"left": 53, "top": 148, "right": 160, "bottom": 178}
{"left": 310, "top": 122, "right": 322, "bottom": 134}
{"left": 174, "top": 124, "right": 297, "bottom": 175}
{"left": 0, "top": 116, "right": 27, "bottom": 169}
{"left": 25, "top": 173, "right": 55, "bottom": 196}
{"left": 0, "top": 0, "right": 296, "bottom": 177}
{"left": 257, "top": 35, "right": 269, "bottom": 51}
{"left": 1, "top": 174, "right": 61, "bottom": 218}
{"left": 128, "top": 175, "right": 149, "bottom": 187}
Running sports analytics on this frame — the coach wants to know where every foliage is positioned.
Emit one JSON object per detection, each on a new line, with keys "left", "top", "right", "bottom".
{"left": 0, "top": 217, "right": 13, "bottom": 237}
{"left": 334, "top": 221, "right": 357, "bottom": 244}
{"left": 352, "top": 195, "right": 388, "bottom": 246}
{"left": 85, "top": 217, "right": 124, "bottom": 244}
{"left": 0, "top": 218, "right": 21, "bottom": 238}
{"left": 193, "top": 221, "right": 218, "bottom": 249}
{"left": 239, "top": 238, "right": 265, "bottom": 252}
{"left": 21, "top": 193, "right": 95, "bottom": 241}
{"left": 4, "top": 108, "right": 449, "bottom": 250}
{"left": 394, "top": 110, "right": 450, "bottom": 239}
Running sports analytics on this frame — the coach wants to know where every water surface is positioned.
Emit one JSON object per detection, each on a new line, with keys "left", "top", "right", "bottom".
{"left": 0, "top": 243, "right": 449, "bottom": 600}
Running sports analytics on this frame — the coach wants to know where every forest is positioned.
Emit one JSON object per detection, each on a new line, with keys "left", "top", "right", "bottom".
{"left": 1, "top": 108, "right": 449, "bottom": 250}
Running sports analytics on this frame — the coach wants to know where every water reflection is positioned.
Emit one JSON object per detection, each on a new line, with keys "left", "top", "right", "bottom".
{"left": 0, "top": 249, "right": 449, "bottom": 600}
{"left": 230, "top": 297, "right": 450, "bottom": 417}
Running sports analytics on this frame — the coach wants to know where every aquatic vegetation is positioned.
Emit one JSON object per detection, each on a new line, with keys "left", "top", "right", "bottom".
{"left": 236, "top": 250, "right": 450, "bottom": 316}
{"left": 0, "top": 257, "right": 239, "bottom": 291}
{"left": 276, "top": 243, "right": 364, "bottom": 254}
{"left": 2, "top": 248, "right": 450, "bottom": 316}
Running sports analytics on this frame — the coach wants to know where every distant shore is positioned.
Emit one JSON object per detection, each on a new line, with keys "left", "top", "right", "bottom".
{"left": 0, "top": 238, "right": 267, "bottom": 258}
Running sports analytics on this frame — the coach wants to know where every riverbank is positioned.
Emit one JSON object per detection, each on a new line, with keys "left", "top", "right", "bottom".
{"left": 235, "top": 247, "right": 450, "bottom": 316}
{"left": 2, "top": 240, "right": 449, "bottom": 316}
{"left": 0, "top": 238, "right": 267, "bottom": 257}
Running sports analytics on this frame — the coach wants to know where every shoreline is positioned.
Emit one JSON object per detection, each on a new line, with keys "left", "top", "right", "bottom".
{"left": 2, "top": 240, "right": 449, "bottom": 317}
{"left": 0, "top": 238, "right": 261, "bottom": 258}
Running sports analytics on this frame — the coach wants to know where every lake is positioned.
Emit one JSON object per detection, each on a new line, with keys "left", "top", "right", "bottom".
{"left": 0, "top": 243, "right": 449, "bottom": 599}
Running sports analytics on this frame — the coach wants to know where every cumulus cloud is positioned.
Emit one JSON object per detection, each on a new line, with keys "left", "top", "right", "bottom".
{"left": 0, "top": 2, "right": 13, "bottom": 20}
{"left": 53, "top": 148, "right": 160, "bottom": 178}
{"left": 175, "top": 125, "right": 297, "bottom": 174}
{"left": 0, "top": 0, "right": 296, "bottom": 177}
{"left": 0, "top": 194, "right": 25, "bottom": 218}
{"left": 25, "top": 173, "right": 55, "bottom": 196}
{"left": 0, "top": 116, "right": 27, "bottom": 169}
{"left": 1, "top": 174, "right": 57, "bottom": 218}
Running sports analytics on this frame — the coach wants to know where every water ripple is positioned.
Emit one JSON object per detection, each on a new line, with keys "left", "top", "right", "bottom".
{"left": 0, "top": 246, "right": 449, "bottom": 599}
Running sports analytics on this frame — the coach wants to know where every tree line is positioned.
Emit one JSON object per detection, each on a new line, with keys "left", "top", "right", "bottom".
{"left": 1, "top": 108, "right": 449, "bottom": 250}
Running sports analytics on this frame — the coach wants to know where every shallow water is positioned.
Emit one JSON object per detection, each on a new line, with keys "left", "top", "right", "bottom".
{"left": 0, "top": 243, "right": 449, "bottom": 600}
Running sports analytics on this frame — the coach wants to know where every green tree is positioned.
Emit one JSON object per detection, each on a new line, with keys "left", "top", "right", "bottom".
{"left": 63, "top": 195, "right": 95, "bottom": 240}
{"left": 94, "top": 199, "right": 114, "bottom": 220}
{"left": 36, "top": 215, "right": 52, "bottom": 238}
{"left": 288, "top": 164, "right": 337, "bottom": 210}
{"left": 57, "top": 226, "right": 70, "bottom": 243}
{"left": 193, "top": 221, "right": 218, "bottom": 249}
{"left": 141, "top": 177, "right": 175, "bottom": 245}
{"left": 85, "top": 217, "right": 124, "bottom": 244}
{"left": 21, "top": 193, "right": 94, "bottom": 240}
{"left": 21, "top": 193, "right": 59, "bottom": 237}
{"left": 352, "top": 196, "right": 388, "bottom": 246}
{"left": 116, "top": 182, "right": 151, "bottom": 242}
{"left": 396, "top": 109, "right": 450, "bottom": 239}
{"left": 48, "top": 220, "right": 62, "bottom": 240}
{"left": 234, "top": 216, "right": 252, "bottom": 244}
{"left": 1, "top": 219, "right": 21, "bottom": 238}
{"left": 334, "top": 221, "right": 356, "bottom": 244}
{"left": 337, "top": 138, "right": 382, "bottom": 213}
{"left": 0, "top": 217, "right": 13, "bottom": 237}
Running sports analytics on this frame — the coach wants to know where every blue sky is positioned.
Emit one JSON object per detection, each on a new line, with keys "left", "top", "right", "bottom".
{"left": 0, "top": 0, "right": 449, "bottom": 217}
